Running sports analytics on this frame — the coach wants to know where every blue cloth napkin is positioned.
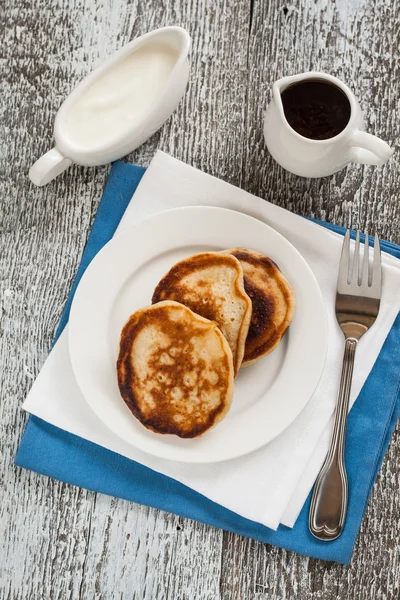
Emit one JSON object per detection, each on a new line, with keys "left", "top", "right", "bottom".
{"left": 15, "top": 161, "right": 400, "bottom": 564}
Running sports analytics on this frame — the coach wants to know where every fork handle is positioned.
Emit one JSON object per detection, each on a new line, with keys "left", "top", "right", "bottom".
{"left": 309, "top": 338, "right": 358, "bottom": 541}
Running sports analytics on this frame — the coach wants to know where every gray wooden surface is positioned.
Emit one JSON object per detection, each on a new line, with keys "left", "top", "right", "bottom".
{"left": 1, "top": 0, "right": 399, "bottom": 598}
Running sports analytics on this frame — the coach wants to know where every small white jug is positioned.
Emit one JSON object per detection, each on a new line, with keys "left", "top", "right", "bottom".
{"left": 29, "top": 26, "right": 191, "bottom": 186}
{"left": 263, "top": 72, "right": 393, "bottom": 178}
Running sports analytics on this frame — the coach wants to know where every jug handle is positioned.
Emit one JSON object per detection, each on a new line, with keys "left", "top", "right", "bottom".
{"left": 349, "top": 131, "right": 393, "bottom": 166}
{"left": 29, "top": 148, "right": 72, "bottom": 186}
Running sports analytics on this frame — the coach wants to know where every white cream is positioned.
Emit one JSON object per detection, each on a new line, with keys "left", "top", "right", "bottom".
{"left": 64, "top": 43, "right": 178, "bottom": 150}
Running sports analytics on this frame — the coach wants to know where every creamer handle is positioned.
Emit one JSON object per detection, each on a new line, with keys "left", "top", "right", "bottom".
{"left": 350, "top": 131, "right": 393, "bottom": 166}
{"left": 29, "top": 148, "right": 72, "bottom": 186}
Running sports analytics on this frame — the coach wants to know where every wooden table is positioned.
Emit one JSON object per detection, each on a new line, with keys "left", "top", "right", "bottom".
{"left": 2, "top": 1, "right": 399, "bottom": 598}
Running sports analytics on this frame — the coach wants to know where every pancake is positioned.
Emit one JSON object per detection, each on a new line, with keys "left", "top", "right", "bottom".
{"left": 152, "top": 252, "right": 252, "bottom": 375}
{"left": 117, "top": 301, "right": 234, "bottom": 438}
{"left": 227, "top": 248, "right": 295, "bottom": 366}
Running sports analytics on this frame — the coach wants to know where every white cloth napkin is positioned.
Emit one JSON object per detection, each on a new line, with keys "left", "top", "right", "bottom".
{"left": 23, "top": 151, "right": 400, "bottom": 529}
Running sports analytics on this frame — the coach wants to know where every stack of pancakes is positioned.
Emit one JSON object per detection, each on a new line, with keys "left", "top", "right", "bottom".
{"left": 117, "top": 249, "right": 295, "bottom": 438}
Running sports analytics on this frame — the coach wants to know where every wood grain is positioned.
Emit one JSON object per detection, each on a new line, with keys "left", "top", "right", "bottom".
{"left": 221, "top": 1, "right": 400, "bottom": 598}
{"left": 1, "top": 0, "right": 399, "bottom": 598}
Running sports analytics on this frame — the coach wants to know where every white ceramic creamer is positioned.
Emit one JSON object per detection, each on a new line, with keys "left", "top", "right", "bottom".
{"left": 29, "top": 26, "right": 191, "bottom": 186}
{"left": 264, "top": 72, "right": 393, "bottom": 178}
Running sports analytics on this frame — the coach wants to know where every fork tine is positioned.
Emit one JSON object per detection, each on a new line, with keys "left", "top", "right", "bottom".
{"left": 338, "top": 229, "right": 351, "bottom": 289}
{"left": 352, "top": 230, "right": 361, "bottom": 284}
{"left": 371, "top": 233, "right": 382, "bottom": 294}
{"left": 362, "top": 231, "right": 369, "bottom": 285}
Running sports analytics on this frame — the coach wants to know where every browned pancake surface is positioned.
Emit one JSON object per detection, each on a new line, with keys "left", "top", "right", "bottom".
{"left": 228, "top": 249, "right": 295, "bottom": 365}
{"left": 117, "top": 301, "right": 234, "bottom": 438}
{"left": 152, "top": 252, "right": 252, "bottom": 375}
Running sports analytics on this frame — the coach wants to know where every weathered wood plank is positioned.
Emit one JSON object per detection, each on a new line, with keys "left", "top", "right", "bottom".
{"left": 220, "top": 0, "right": 400, "bottom": 598}
{"left": 78, "top": 497, "right": 224, "bottom": 600}
{"left": 1, "top": 0, "right": 399, "bottom": 598}
{"left": 1, "top": 0, "right": 250, "bottom": 598}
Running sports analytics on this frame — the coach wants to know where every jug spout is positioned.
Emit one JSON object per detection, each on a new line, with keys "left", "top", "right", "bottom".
{"left": 272, "top": 73, "right": 314, "bottom": 111}
{"left": 271, "top": 74, "right": 307, "bottom": 122}
{"left": 273, "top": 75, "right": 296, "bottom": 95}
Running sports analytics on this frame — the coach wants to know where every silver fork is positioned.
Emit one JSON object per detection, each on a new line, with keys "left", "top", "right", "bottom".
{"left": 309, "top": 230, "right": 382, "bottom": 541}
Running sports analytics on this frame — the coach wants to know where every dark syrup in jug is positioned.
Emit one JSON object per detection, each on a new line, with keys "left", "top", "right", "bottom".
{"left": 280, "top": 80, "right": 351, "bottom": 140}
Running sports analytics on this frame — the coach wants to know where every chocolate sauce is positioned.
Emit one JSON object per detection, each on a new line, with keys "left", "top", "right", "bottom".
{"left": 281, "top": 79, "right": 351, "bottom": 140}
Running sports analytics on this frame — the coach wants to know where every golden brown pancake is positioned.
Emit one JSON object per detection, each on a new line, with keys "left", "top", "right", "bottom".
{"left": 117, "top": 301, "right": 234, "bottom": 438}
{"left": 227, "top": 249, "right": 295, "bottom": 366}
{"left": 152, "top": 252, "right": 252, "bottom": 375}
